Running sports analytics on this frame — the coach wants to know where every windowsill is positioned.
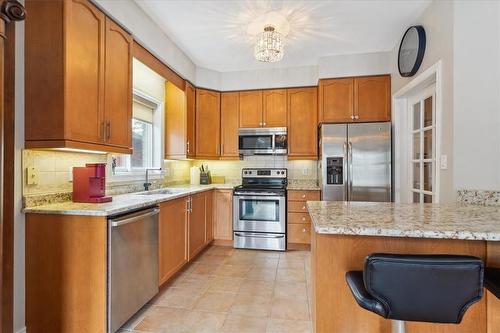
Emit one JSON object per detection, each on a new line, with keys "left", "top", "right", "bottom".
{"left": 108, "top": 171, "right": 164, "bottom": 184}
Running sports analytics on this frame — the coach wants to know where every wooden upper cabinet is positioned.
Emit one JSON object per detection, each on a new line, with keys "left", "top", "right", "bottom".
{"left": 186, "top": 82, "right": 196, "bottom": 158}
{"left": 220, "top": 92, "right": 239, "bottom": 159}
{"left": 263, "top": 89, "right": 287, "bottom": 127}
{"left": 104, "top": 17, "right": 132, "bottom": 148}
{"left": 159, "top": 197, "right": 188, "bottom": 285}
{"left": 64, "top": 0, "right": 105, "bottom": 145}
{"left": 196, "top": 89, "right": 221, "bottom": 158}
{"left": 164, "top": 82, "right": 187, "bottom": 158}
{"left": 239, "top": 90, "right": 263, "bottom": 128}
{"left": 25, "top": 0, "right": 132, "bottom": 154}
{"left": 287, "top": 87, "right": 318, "bottom": 159}
{"left": 354, "top": 75, "right": 391, "bottom": 122}
{"left": 319, "top": 78, "right": 354, "bottom": 123}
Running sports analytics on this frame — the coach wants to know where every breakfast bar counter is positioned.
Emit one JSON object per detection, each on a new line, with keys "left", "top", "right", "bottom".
{"left": 307, "top": 201, "right": 500, "bottom": 333}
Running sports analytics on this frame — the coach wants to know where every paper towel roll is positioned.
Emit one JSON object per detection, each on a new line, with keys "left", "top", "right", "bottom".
{"left": 190, "top": 166, "right": 200, "bottom": 185}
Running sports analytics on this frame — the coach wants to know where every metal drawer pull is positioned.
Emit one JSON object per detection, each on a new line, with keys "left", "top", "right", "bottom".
{"left": 302, "top": 206, "right": 306, "bottom": 210}
{"left": 302, "top": 217, "right": 306, "bottom": 221}
{"left": 302, "top": 228, "right": 307, "bottom": 232}
{"left": 301, "top": 194, "right": 306, "bottom": 198}
{"left": 235, "top": 233, "right": 284, "bottom": 239}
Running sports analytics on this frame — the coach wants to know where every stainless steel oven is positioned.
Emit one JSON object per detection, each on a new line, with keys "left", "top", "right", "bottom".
{"left": 238, "top": 127, "right": 287, "bottom": 155}
{"left": 233, "top": 168, "right": 287, "bottom": 251}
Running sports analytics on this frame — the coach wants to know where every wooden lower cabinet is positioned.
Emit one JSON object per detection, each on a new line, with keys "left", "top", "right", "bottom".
{"left": 206, "top": 190, "right": 214, "bottom": 242}
{"left": 287, "top": 190, "right": 320, "bottom": 246}
{"left": 159, "top": 197, "right": 188, "bottom": 285}
{"left": 214, "top": 189, "right": 233, "bottom": 241}
{"left": 26, "top": 214, "right": 107, "bottom": 333}
{"left": 189, "top": 192, "right": 207, "bottom": 260}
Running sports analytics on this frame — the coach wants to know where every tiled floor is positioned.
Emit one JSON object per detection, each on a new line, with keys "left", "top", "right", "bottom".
{"left": 119, "top": 245, "right": 312, "bottom": 333}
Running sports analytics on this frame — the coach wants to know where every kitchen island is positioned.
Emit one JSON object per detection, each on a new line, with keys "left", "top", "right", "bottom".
{"left": 307, "top": 201, "right": 500, "bottom": 333}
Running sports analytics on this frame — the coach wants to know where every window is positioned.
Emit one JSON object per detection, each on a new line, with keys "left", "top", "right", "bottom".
{"left": 410, "top": 89, "right": 436, "bottom": 203}
{"left": 113, "top": 91, "right": 163, "bottom": 174}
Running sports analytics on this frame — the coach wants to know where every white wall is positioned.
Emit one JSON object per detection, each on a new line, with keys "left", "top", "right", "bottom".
{"left": 95, "top": 0, "right": 196, "bottom": 83}
{"left": 453, "top": 1, "right": 500, "bottom": 191}
{"left": 390, "top": 0, "right": 455, "bottom": 202}
{"left": 318, "top": 52, "right": 392, "bottom": 78}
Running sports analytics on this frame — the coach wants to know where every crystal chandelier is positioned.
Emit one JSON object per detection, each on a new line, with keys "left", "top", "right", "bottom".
{"left": 254, "top": 25, "right": 285, "bottom": 63}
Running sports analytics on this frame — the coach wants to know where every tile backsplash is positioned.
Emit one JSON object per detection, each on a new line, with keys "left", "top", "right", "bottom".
{"left": 22, "top": 150, "right": 318, "bottom": 204}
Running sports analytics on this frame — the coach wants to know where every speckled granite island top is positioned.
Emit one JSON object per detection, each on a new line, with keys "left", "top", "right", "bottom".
{"left": 307, "top": 201, "right": 500, "bottom": 241}
{"left": 23, "top": 184, "right": 235, "bottom": 217}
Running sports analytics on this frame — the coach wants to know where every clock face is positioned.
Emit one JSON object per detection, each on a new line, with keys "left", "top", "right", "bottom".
{"left": 398, "top": 26, "right": 426, "bottom": 77}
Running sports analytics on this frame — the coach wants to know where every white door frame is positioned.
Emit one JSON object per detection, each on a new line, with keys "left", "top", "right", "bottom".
{"left": 392, "top": 60, "right": 443, "bottom": 203}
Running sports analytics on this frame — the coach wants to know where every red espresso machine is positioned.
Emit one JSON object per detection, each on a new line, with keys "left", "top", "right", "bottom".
{"left": 72, "top": 163, "right": 112, "bottom": 203}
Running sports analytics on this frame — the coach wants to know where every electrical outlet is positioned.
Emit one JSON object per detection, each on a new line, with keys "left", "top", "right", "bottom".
{"left": 26, "top": 167, "right": 39, "bottom": 185}
{"left": 68, "top": 167, "right": 73, "bottom": 182}
{"left": 301, "top": 168, "right": 310, "bottom": 176}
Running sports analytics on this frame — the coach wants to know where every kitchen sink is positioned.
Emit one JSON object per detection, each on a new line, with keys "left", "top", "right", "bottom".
{"left": 135, "top": 188, "right": 186, "bottom": 196}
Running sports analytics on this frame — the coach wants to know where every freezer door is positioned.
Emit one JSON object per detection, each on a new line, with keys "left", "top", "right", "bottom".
{"left": 348, "top": 122, "right": 391, "bottom": 202}
{"left": 320, "top": 124, "right": 348, "bottom": 201}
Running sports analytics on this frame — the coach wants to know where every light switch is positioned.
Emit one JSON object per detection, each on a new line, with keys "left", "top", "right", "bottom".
{"left": 26, "top": 167, "right": 39, "bottom": 185}
{"left": 440, "top": 155, "right": 448, "bottom": 170}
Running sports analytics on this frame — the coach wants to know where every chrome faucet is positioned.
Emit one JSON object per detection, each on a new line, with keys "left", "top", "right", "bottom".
{"left": 144, "top": 168, "right": 162, "bottom": 191}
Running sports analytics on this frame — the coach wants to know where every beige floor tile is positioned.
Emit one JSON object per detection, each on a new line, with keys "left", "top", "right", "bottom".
{"left": 246, "top": 267, "right": 277, "bottom": 281}
{"left": 205, "top": 246, "right": 234, "bottom": 256}
{"left": 181, "top": 310, "right": 227, "bottom": 332}
{"left": 270, "top": 298, "right": 310, "bottom": 321}
{"left": 194, "top": 291, "right": 237, "bottom": 313}
{"left": 239, "top": 280, "right": 275, "bottom": 297}
{"left": 134, "top": 306, "right": 188, "bottom": 331}
{"left": 197, "top": 254, "right": 230, "bottom": 265}
{"left": 214, "top": 264, "right": 253, "bottom": 278}
{"left": 273, "top": 281, "right": 308, "bottom": 301}
{"left": 279, "top": 250, "right": 309, "bottom": 260}
{"left": 276, "top": 268, "right": 306, "bottom": 283}
{"left": 229, "top": 294, "right": 272, "bottom": 318}
{"left": 170, "top": 273, "right": 211, "bottom": 291}
{"left": 220, "top": 315, "right": 268, "bottom": 333}
{"left": 207, "top": 276, "right": 245, "bottom": 293}
{"left": 266, "top": 318, "right": 312, "bottom": 333}
{"left": 255, "top": 251, "right": 281, "bottom": 259}
{"left": 254, "top": 258, "right": 279, "bottom": 268}
{"left": 230, "top": 250, "right": 258, "bottom": 260}
{"left": 224, "top": 255, "right": 255, "bottom": 266}
{"left": 278, "top": 258, "right": 305, "bottom": 270}
{"left": 185, "top": 262, "right": 221, "bottom": 276}
{"left": 153, "top": 287, "right": 204, "bottom": 309}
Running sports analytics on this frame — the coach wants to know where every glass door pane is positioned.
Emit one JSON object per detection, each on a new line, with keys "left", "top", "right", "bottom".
{"left": 239, "top": 199, "right": 279, "bottom": 222}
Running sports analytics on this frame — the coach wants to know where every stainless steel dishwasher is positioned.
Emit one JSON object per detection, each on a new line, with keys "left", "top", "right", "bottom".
{"left": 108, "top": 206, "right": 159, "bottom": 333}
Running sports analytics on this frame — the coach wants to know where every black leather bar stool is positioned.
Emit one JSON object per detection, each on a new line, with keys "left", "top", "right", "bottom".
{"left": 345, "top": 253, "right": 484, "bottom": 333}
{"left": 485, "top": 267, "right": 500, "bottom": 299}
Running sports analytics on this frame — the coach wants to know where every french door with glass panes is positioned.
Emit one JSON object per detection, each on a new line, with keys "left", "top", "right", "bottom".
{"left": 410, "top": 87, "right": 436, "bottom": 203}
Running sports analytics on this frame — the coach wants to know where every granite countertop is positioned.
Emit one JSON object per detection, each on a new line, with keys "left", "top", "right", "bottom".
{"left": 287, "top": 180, "right": 321, "bottom": 191}
{"left": 307, "top": 201, "right": 500, "bottom": 241}
{"left": 23, "top": 184, "right": 236, "bottom": 217}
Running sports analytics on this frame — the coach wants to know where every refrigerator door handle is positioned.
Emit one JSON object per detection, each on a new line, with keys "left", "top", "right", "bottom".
{"left": 343, "top": 142, "right": 348, "bottom": 201}
{"left": 348, "top": 141, "right": 353, "bottom": 201}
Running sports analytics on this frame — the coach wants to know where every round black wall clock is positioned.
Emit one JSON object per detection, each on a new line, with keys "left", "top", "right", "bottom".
{"left": 398, "top": 25, "right": 426, "bottom": 77}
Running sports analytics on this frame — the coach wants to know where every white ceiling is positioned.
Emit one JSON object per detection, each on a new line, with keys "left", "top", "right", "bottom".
{"left": 135, "top": 0, "right": 431, "bottom": 73}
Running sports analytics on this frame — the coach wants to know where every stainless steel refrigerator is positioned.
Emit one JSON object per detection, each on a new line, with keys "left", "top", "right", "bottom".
{"left": 319, "top": 122, "right": 392, "bottom": 202}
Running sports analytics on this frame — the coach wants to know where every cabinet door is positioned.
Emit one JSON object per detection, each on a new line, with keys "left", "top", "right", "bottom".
{"left": 287, "top": 87, "right": 318, "bottom": 159}
{"left": 196, "top": 89, "right": 221, "bottom": 158}
{"left": 165, "top": 82, "right": 187, "bottom": 158}
{"left": 319, "top": 78, "right": 354, "bottom": 123}
{"left": 64, "top": 0, "right": 105, "bottom": 144}
{"left": 354, "top": 75, "right": 391, "bottom": 122}
{"left": 186, "top": 82, "right": 196, "bottom": 158}
{"left": 239, "top": 90, "right": 263, "bottom": 128}
{"left": 214, "top": 190, "right": 233, "bottom": 241}
{"left": 206, "top": 191, "right": 214, "bottom": 244}
{"left": 159, "top": 198, "right": 188, "bottom": 285}
{"left": 221, "top": 92, "right": 239, "bottom": 159}
{"left": 104, "top": 17, "right": 132, "bottom": 148}
{"left": 263, "top": 89, "right": 287, "bottom": 127}
{"left": 189, "top": 193, "right": 206, "bottom": 260}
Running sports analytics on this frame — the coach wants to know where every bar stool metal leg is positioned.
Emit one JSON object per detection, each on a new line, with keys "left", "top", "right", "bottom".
{"left": 392, "top": 320, "right": 406, "bottom": 333}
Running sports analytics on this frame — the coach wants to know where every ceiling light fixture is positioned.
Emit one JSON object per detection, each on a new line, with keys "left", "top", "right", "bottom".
{"left": 254, "top": 25, "right": 284, "bottom": 63}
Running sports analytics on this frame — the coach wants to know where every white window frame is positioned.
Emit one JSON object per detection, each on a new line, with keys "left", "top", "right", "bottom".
{"left": 408, "top": 85, "right": 437, "bottom": 203}
{"left": 108, "top": 89, "right": 164, "bottom": 182}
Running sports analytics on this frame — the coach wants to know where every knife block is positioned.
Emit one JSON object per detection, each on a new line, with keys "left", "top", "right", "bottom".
{"left": 200, "top": 171, "right": 211, "bottom": 185}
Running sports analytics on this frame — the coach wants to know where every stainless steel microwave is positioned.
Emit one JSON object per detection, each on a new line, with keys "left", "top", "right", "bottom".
{"left": 238, "top": 127, "right": 287, "bottom": 155}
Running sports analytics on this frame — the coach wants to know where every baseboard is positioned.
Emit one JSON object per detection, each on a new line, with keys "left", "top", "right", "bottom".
{"left": 287, "top": 243, "right": 311, "bottom": 251}
{"left": 212, "top": 239, "right": 233, "bottom": 247}
{"left": 15, "top": 326, "right": 26, "bottom": 333}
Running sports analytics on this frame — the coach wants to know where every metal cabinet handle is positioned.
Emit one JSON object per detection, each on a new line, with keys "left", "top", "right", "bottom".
{"left": 354, "top": 115, "right": 359, "bottom": 120}
{"left": 186, "top": 141, "right": 190, "bottom": 154}
{"left": 343, "top": 142, "right": 348, "bottom": 201}
{"left": 350, "top": 115, "right": 355, "bottom": 120}
{"left": 302, "top": 205, "right": 306, "bottom": 210}
{"left": 259, "top": 122, "right": 263, "bottom": 126}
{"left": 263, "top": 122, "right": 266, "bottom": 126}
{"left": 301, "top": 217, "right": 306, "bottom": 221}
{"left": 302, "top": 228, "right": 306, "bottom": 233}
{"left": 301, "top": 194, "right": 306, "bottom": 199}
{"left": 106, "top": 121, "right": 111, "bottom": 141}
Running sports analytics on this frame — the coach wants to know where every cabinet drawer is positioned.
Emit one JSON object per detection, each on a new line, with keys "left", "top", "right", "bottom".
{"left": 288, "top": 201, "right": 309, "bottom": 213}
{"left": 288, "top": 212, "right": 311, "bottom": 224}
{"left": 288, "top": 190, "right": 320, "bottom": 202}
{"left": 288, "top": 224, "right": 311, "bottom": 244}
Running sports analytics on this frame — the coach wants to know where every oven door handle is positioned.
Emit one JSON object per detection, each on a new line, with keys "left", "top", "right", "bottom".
{"left": 234, "top": 233, "right": 285, "bottom": 239}
{"left": 235, "top": 195, "right": 283, "bottom": 200}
